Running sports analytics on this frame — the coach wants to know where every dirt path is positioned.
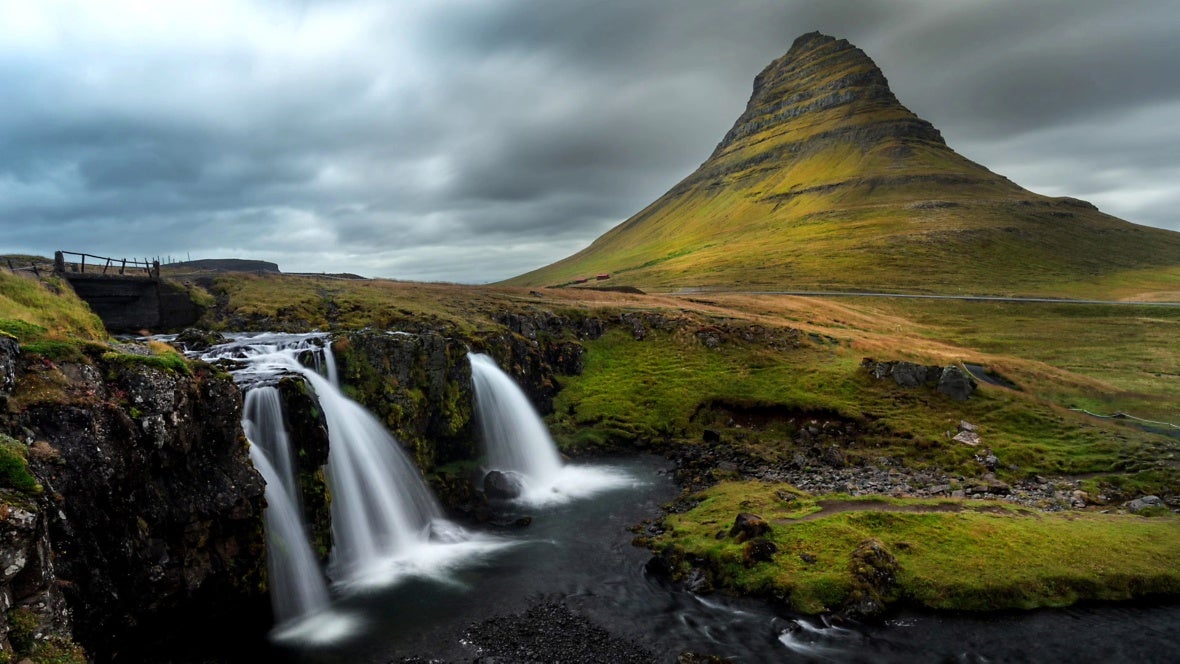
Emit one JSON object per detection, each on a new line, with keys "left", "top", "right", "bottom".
{"left": 780, "top": 499, "right": 1033, "bottom": 524}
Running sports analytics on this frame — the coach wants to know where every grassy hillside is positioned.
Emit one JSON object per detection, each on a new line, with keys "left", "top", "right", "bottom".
{"left": 503, "top": 34, "right": 1180, "bottom": 298}
{"left": 0, "top": 271, "right": 108, "bottom": 344}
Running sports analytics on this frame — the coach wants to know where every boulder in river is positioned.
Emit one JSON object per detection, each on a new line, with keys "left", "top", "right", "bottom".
{"left": 483, "top": 469, "right": 525, "bottom": 500}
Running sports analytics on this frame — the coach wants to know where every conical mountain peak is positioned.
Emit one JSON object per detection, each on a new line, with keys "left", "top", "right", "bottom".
{"left": 704, "top": 31, "right": 943, "bottom": 174}
{"left": 505, "top": 33, "right": 1180, "bottom": 296}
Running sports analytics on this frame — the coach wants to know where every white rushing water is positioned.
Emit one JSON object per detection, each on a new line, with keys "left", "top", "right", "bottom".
{"left": 201, "top": 333, "right": 513, "bottom": 609}
{"left": 468, "top": 351, "right": 635, "bottom": 507}
{"left": 244, "top": 387, "right": 301, "bottom": 509}
{"left": 246, "top": 443, "right": 332, "bottom": 623}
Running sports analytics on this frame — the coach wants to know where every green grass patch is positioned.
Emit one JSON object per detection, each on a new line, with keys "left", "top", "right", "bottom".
{"left": 100, "top": 346, "right": 192, "bottom": 376}
{"left": 550, "top": 324, "right": 1168, "bottom": 481}
{"left": 0, "top": 433, "right": 42, "bottom": 494}
{"left": 654, "top": 481, "right": 1180, "bottom": 613}
{"left": 0, "top": 273, "right": 107, "bottom": 342}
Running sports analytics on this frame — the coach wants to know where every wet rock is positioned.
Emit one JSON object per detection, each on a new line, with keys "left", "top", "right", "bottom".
{"left": 702, "top": 429, "right": 721, "bottom": 443}
{"left": 678, "top": 652, "right": 734, "bottom": 663}
{"left": 728, "top": 513, "right": 771, "bottom": 543}
{"left": 489, "top": 515, "right": 533, "bottom": 529}
{"left": 483, "top": 470, "right": 525, "bottom": 500}
{"left": 683, "top": 567, "right": 714, "bottom": 593}
{"left": 8, "top": 352, "right": 267, "bottom": 660}
{"left": 170, "top": 328, "right": 227, "bottom": 352}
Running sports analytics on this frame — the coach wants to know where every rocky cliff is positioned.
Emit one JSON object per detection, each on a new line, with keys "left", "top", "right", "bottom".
{"left": 0, "top": 339, "right": 268, "bottom": 663}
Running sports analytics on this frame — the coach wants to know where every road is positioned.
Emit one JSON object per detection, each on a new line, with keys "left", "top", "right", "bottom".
{"left": 668, "top": 289, "right": 1180, "bottom": 306}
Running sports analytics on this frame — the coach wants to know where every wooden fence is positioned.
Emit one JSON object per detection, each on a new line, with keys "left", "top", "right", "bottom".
{"left": 54, "top": 251, "right": 160, "bottom": 279}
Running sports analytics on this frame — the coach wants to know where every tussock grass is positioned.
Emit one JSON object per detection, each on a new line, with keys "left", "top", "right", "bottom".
{"left": 0, "top": 272, "right": 107, "bottom": 342}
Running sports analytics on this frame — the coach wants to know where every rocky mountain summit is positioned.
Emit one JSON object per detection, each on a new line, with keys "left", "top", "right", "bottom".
{"left": 693, "top": 31, "right": 950, "bottom": 187}
{"left": 506, "top": 32, "right": 1180, "bottom": 295}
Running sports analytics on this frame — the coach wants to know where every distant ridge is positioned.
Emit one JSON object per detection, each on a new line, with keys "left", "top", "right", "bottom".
{"left": 166, "top": 258, "right": 280, "bottom": 273}
{"left": 504, "top": 32, "right": 1180, "bottom": 297}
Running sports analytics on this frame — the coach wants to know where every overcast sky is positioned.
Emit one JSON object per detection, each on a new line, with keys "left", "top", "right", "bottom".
{"left": 2, "top": 0, "right": 1177, "bottom": 283}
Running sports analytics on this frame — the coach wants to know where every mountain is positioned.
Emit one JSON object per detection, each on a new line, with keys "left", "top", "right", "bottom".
{"left": 504, "top": 32, "right": 1180, "bottom": 296}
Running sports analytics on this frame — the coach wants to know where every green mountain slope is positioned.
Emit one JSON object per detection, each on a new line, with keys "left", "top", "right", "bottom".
{"left": 505, "top": 32, "right": 1180, "bottom": 297}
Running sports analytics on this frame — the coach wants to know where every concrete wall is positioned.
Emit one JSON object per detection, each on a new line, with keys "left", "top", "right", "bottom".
{"left": 64, "top": 274, "right": 162, "bottom": 332}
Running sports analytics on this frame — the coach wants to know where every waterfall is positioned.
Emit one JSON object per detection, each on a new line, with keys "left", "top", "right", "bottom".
{"left": 244, "top": 387, "right": 301, "bottom": 510}
{"left": 247, "top": 442, "right": 331, "bottom": 626}
{"left": 323, "top": 338, "right": 339, "bottom": 387}
{"left": 192, "top": 332, "right": 515, "bottom": 637}
{"left": 215, "top": 334, "right": 506, "bottom": 587}
{"left": 468, "top": 352, "right": 635, "bottom": 506}
{"left": 293, "top": 367, "right": 447, "bottom": 585}
{"left": 469, "top": 352, "right": 564, "bottom": 485}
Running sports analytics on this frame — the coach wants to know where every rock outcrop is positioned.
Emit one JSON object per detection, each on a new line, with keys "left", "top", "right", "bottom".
{"left": 861, "top": 358, "right": 977, "bottom": 400}
{"left": 0, "top": 343, "right": 268, "bottom": 661}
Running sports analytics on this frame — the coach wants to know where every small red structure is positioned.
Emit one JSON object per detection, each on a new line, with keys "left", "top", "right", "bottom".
{"left": 596, "top": 273, "right": 611, "bottom": 280}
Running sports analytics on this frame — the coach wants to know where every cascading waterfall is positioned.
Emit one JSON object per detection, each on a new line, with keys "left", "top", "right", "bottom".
{"left": 468, "top": 351, "right": 635, "bottom": 506}
{"left": 244, "top": 387, "right": 301, "bottom": 510}
{"left": 293, "top": 366, "right": 448, "bottom": 585}
{"left": 247, "top": 442, "right": 332, "bottom": 627}
{"left": 322, "top": 338, "right": 339, "bottom": 387}
{"left": 197, "top": 332, "right": 510, "bottom": 607}
{"left": 469, "top": 352, "right": 564, "bottom": 485}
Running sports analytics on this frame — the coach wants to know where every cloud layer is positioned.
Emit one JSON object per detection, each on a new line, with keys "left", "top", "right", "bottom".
{"left": 3, "top": 0, "right": 1177, "bottom": 283}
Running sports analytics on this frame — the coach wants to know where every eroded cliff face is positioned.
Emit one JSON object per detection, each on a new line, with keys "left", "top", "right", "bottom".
{"left": 326, "top": 318, "right": 599, "bottom": 474}
{"left": 0, "top": 340, "right": 268, "bottom": 662}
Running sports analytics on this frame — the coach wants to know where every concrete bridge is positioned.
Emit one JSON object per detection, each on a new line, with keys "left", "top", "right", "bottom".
{"left": 54, "top": 251, "right": 200, "bottom": 333}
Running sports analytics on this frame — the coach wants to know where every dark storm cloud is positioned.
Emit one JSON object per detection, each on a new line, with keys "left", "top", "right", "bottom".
{"left": 1, "top": 0, "right": 1176, "bottom": 283}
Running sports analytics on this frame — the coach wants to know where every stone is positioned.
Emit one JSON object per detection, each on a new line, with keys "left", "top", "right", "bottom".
{"left": 890, "top": 361, "right": 929, "bottom": 387}
{"left": 171, "top": 327, "right": 227, "bottom": 352}
{"left": 844, "top": 538, "right": 899, "bottom": 619}
{"left": 728, "top": 513, "right": 771, "bottom": 543}
{"left": 742, "top": 538, "right": 778, "bottom": 566}
{"left": 0, "top": 334, "right": 18, "bottom": 399}
{"left": 1126, "top": 495, "right": 1163, "bottom": 514}
{"left": 937, "top": 365, "right": 977, "bottom": 401}
{"left": 953, "top": 431, "right": 981, "bottom": 446}
{"left": 483, "top": 470, "right": 525, "bottom": 500}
